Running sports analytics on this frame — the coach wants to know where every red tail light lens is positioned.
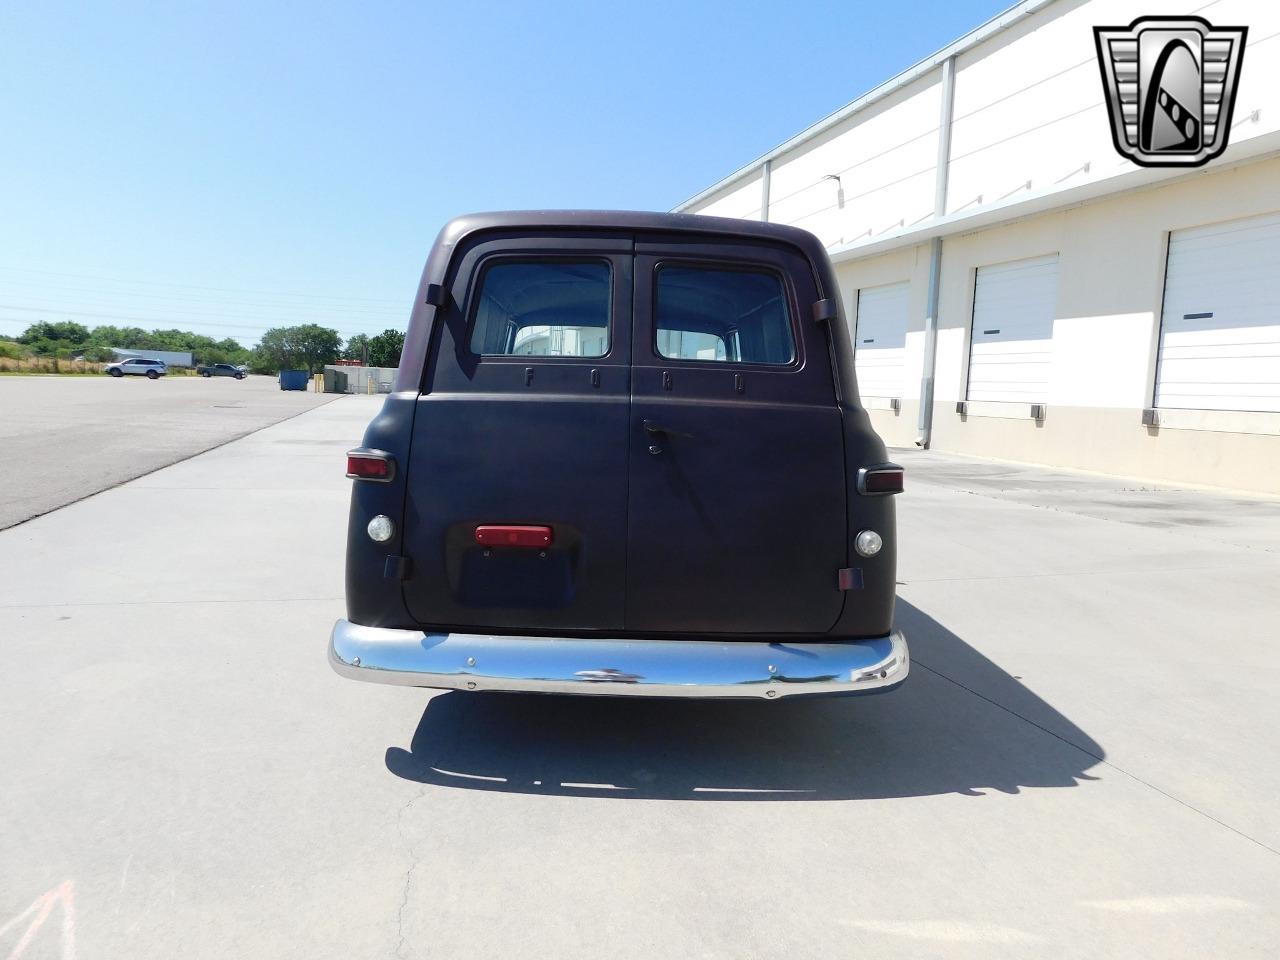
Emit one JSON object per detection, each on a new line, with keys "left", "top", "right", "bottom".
{"left": 347, "top": 450, "right": 395, "bottom": 481}
{"left": 475, "top": 525, "right": 554, "bottom": 548}
{"left": 858, "top": 466, "right": 904, "bottom": 495}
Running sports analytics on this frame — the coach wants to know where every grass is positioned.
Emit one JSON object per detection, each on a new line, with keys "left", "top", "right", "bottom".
{"left": 0, "top": 357, "right": 105, "bottom": 375}
{"left": 0, "top": 370, "right": 107, "bottom": 377}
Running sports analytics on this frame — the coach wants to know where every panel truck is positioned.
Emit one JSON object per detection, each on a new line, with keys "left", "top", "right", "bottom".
{"left": 330, "top": 211, "right": 907, "bottom": 699}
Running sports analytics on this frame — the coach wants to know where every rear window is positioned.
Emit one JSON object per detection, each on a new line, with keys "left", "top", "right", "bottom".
{"left": 655, "top": 265, "right": 795, "bottom": 365}
{"left": 469, "top": 260, "right": 611, "bottom": 358}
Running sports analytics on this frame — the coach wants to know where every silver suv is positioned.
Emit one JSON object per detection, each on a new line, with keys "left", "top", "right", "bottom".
{"left": 105, "top": 358, "right": 168, "bottom": 379}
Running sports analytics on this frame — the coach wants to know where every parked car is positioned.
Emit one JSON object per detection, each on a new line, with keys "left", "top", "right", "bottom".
{"left": 197, "top": 363, "right": 246, "bottom": 379}
{"left": 105, "top": 358, "right": 167, "bottom": 379}
{"left": 330, "top": 211, "right": 907, "bottom": 699}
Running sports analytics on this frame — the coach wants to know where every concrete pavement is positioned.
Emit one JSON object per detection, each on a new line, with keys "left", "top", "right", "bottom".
{"left": 1, "top": 396, "right": 1278, "bottom": 958}
{"left": 0, "top": 374, "right": 332, "bottom": 529}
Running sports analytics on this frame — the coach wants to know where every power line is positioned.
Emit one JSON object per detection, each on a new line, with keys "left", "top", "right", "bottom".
{"left": 0, "top": 278, "right": 407, "bottom": 319}
{"left": 0, "top": 264, "right": 406, "bottom": 305}
{"left": 0, "top": 305, "right": 379, "bottom": 339}
{"left": 0, "top": 297, "right": 401, "bottom": 331}
{"left": 0, "top": 280, "right": 404, "bottom": 321}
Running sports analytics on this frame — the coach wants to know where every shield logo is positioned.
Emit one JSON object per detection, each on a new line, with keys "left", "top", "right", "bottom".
{"left": 1094, "top": 16, "right": 1247, "bottom": 167}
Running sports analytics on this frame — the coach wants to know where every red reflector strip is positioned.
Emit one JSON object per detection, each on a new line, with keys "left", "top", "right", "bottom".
{"left": 862, "top": 469, "right": 904, "bottom": 494}
{"left": 347, "top": 453, "right": 393, "bottom": 481}
{"left": 475, "top": 525, "right": 554, "bottom": 548}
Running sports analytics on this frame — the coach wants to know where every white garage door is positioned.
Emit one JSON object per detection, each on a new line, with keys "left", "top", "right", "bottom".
{"left": 1156, "top": 211, "right": 1280, "bottom": 413}
{"left": 853, "top": 281, "right": 909, "bottom": 399}
{"left": 967, "top": 255, "right": 1058, "bottom": 403}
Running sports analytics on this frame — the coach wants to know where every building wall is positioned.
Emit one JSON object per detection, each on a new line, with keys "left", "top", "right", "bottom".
{"left": 835, "top": 245, "right": 931, "bottom": 448}
{"left": 693, "top": 169, "right": 764, "bottom": 220}
{"left": 837, "top": 156, "right": 1280, "bottom": 492}
{"left": 686, "top": 0, "right": 1279, "bottom": 252}
{"left": 323, "top": 364, "right": 396, "bottom": 394}
{"left": 767, "top": 74, "right": 943, "bottom": 243}
{"left": 681, "top": 0, "right": 1280, "bottom": 492}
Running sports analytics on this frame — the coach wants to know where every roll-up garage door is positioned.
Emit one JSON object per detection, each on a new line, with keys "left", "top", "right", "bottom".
{"left": 853, "top": 281, "right": 909, "bottom": 399}
{"left": 967, "top": 254, "right": 1058, "bottom": 403}
{"left": 1156, "top": 211, "right": 1280, "bottom": 413}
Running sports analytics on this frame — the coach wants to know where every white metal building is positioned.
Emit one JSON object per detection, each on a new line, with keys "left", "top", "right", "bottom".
{"left": 676, "top": 0, "right": 1280, "bottom": 493}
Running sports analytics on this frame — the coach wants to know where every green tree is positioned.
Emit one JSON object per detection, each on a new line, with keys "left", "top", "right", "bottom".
{"left": 18, "top": 321, "right": 90, "bottom": 345}
{"left": 253, "top": 324, "right": 342, "bottom": 374}
{"left": 81, "top": 325, "right": 148, "bottom": 361}
{"left": 343, "top": 333, "right": 370, "bottom": 363}
{"left": 84, "top": 324, "right": 149, "bottom": 348}
{"left": 81, "top": 344, "right": 117, "bottom": 362}
{"left": 366, "top": 328, "right": 405, "bottom": 368}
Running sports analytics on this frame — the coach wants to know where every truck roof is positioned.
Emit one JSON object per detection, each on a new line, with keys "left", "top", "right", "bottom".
{"left": 431, "top": 210, "right": 827, "bottom": 264}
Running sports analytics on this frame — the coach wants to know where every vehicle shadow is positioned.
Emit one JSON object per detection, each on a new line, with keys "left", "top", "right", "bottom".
{"left": 384, "top": 600, "right": 1104, "bottom": 800}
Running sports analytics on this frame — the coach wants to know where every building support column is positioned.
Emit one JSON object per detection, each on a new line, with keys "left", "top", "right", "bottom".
{"left": 760, "top": 159, "right": 772, "bottom": 223}
{"left": 917, "top": 55, "right": 956, "bottom": 448}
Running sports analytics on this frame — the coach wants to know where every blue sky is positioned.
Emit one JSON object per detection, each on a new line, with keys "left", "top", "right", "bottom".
{"left": 0, "top": 0, "right": 1009, "bottom": 347}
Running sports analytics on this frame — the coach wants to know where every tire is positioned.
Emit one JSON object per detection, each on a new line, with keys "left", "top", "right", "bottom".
{"left": 146, "top": 370, "right": 159, "bottom": 380}
{"left": 201, "top": 371, "right": 211, "bottom": 377}
{"left": 109, "top": 369, "right": 123, "bottom": 378}
{"left": 236, "top": 373, "right": 245, "bottom": 380}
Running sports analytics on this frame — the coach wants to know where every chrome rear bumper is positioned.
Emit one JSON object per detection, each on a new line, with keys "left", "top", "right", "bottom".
{"left": 328, "top": 620, "right": 908, "bottom": 699}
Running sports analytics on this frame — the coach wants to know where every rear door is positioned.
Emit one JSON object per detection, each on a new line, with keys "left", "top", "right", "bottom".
{"left": 626, "top": 239, "right": 847, "bottom": 635}
{"left": 402, "top": 235, "right": 632, "bottom": 632}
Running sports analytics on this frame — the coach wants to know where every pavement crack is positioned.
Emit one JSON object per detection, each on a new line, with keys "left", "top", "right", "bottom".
{"left": 394, "top": 786, "right": 429, "bottom": 959}
{"left": 914, "top": 657, "right": 1280, "bottom": 859}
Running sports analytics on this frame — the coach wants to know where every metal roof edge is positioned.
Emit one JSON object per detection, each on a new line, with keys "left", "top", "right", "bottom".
{"left": 823, "top": 130, "right": 1280, "bottom": 264}
{"left": 671, "top": 0, "right": 1059, "bottom": 213}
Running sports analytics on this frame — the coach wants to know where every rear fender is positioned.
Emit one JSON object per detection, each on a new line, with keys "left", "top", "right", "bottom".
{"left": 346, "top": 392, "right": 417, "bottom": 627}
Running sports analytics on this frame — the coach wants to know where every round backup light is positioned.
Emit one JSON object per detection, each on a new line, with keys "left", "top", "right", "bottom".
{"left": 855, "top": 530, "right": 883, "bottom": 558}
{"left": 367, "top": 515, "right": 395, "bottom": 543}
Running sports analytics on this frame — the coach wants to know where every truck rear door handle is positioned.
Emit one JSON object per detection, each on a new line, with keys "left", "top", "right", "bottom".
{"left": 642, "top": 420, "right": 693, "bottom": 439}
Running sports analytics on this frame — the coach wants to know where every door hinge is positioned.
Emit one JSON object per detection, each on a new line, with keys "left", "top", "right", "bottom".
{"left": 424, "top": 283, "right": 448, "bottom": 307}
{"left": 812, "top": 298, "right": 837, "bottom": 323}
{"left": 837, "top": 567, "right": 864, "bottom": 591}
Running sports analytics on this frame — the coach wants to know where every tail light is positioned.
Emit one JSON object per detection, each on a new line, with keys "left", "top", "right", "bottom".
{"left": 857, "top": 465, "right": 904, "bottom": 495}
{"left": 475, "top": 525, "right": 554, "bottom": 548}
{"left": 347, "top": 449, "right": 395, "bottom": 482}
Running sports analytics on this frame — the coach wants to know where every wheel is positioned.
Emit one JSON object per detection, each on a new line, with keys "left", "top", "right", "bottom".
{"left": 236, "top": 373, "right": 245, "bottom": 380}
{"left": 201, "top": 371, "right": 211, "bottom": 377}
{"left": 146, "top": 370, "right": 159, "bottom": 379}
{"left": 109, "top": 368, "right": 123, "bottom": 377}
